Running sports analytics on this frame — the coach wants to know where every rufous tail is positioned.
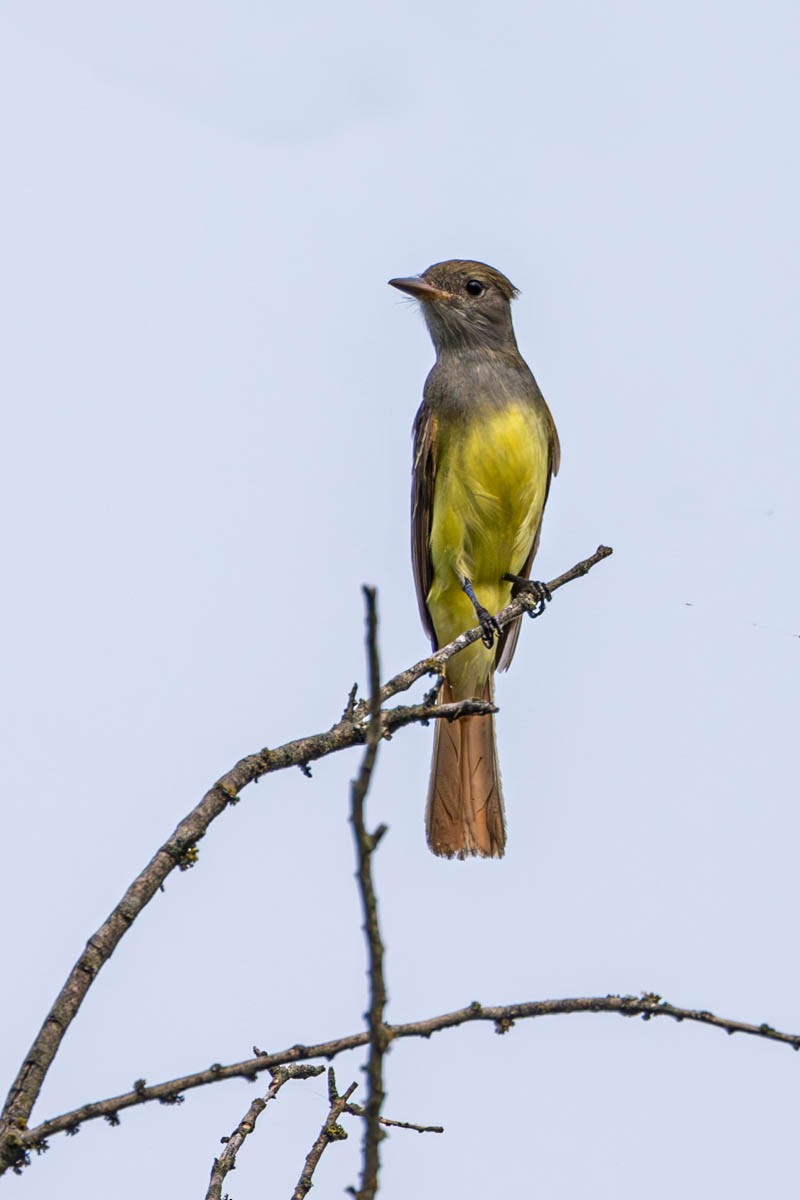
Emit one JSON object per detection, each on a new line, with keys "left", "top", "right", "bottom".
{"left": 425, "top": 677, "right": 505, "bottom": 858}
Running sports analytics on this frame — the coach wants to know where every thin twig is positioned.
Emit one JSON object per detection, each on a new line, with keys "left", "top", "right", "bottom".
{"left": 345, "top": 1100, "right": 443, "bottom": 1135}
{"left": 205, "top": 1064, "right": 323, "bottom": 1200}
{"left": 349, "top": 588, "right": 389, "bottom": 1200}
{"left": 375, "top": 1115, "right": 443, "bottom": 1134}
{"left": 0, "top": 546, "right": 611, "bottom": 1173}
{"left": 291, "top": 1069, "right": 357, "bottom": 1200}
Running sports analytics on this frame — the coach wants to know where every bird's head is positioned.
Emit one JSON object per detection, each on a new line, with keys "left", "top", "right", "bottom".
{"left": 389, "top": 259, "right": 520, "bottom": 354}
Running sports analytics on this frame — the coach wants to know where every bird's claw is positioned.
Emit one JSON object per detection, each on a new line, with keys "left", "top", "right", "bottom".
{"left": 475, "top": 604, "right": 501, "bottom": 648}
{"left": 522, "top": 579, "right": 551, "bottom": 619}
{"left": 503, "top": 573, "right": 552, "bottom": 619}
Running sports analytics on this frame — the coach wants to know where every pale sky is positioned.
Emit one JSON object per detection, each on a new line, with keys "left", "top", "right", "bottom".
{"left": 1, "top": 2, "right": 798, "bottom": 1197}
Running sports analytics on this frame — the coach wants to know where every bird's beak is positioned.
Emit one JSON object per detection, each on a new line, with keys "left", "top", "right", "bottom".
{"left": 388, "top": 276, "right": 451, "bottom": 302}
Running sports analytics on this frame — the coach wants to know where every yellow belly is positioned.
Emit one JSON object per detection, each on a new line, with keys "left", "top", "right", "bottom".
{"left": 427, "top": 403, "right": 550, "bottom": 696}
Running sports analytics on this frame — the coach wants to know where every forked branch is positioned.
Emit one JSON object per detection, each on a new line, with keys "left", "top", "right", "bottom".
{"left": 0, "top": 546, "right": 612, "bottom": 1175}
{"left": 205, "top": 1064, "right": 324, "bottom": 1200}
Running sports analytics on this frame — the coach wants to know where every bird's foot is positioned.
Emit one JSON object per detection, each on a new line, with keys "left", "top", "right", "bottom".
{"left": 503, "top": 573, "right": 552, "bottom": 619}
{"left": 461, "top": 575, "right": 501, "bottom": 648}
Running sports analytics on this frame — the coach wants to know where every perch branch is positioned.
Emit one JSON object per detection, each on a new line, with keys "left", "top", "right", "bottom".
{"left": 0, "top": 546, "right": 611, "bottom": 1172}
{"left": 379, "top": 544, "right": 613, "bottom": 703}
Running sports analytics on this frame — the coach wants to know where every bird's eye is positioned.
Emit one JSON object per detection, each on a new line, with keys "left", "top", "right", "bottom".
{"left": 465, "top": 279, "right": 484, "bottom": 296}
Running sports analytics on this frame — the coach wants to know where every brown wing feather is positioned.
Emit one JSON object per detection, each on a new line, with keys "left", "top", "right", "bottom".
{"left": 496, "top": 395, "right": 561, "bottom": 673}
{"left": 411, "top": 404, "right": 437, "bottom": 647}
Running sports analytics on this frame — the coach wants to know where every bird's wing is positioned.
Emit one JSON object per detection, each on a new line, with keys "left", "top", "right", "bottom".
{"left": 496, "top": 396, "right": 561, "bottom": 672}
{"left": 411, "top": 404, "right": 437, "bottom": 647}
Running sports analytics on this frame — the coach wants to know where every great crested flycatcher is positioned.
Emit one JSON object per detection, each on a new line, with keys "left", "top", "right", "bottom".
{"left": 389, "top": 260, "right": 560, "bottom": 859}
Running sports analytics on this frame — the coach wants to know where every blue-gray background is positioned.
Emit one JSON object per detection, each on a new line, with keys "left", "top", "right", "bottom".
{"left": 2, "top": 2, "right": 798, "bottom": 1196}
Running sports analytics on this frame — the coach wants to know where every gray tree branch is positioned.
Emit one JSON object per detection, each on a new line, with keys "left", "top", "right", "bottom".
{"left": 349, "top": 588, "right": 389, "bottom": 1200}
{"left": 16, "top": 991, "right": 800, "bottom": 1162}
{"left": 0, "top": 546, "right": 612, "bottom": 1176}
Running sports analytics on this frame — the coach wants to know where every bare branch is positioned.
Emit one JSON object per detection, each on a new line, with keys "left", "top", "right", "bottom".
{"left": 385, "top": 697, "right": 496, "bottom": 730}
{"left": 349, "top": 588, "right": 389, "bottom": 1200}
{"left": 20, "top": 988, "right": 800, "bottom": 1157}
{"left": 0, "top": 546, "right": 611, "bottom": 1172}
{"left": 205, "top": 1064, "right": 324, "bottom": 1200}
{"left": 291, "top": 1069, "right": 358, "bottom": 1200}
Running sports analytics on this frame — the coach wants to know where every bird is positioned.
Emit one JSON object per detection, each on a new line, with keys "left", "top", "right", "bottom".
{"left": 389, "top": 259, "right": 560, "bottom": 858}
